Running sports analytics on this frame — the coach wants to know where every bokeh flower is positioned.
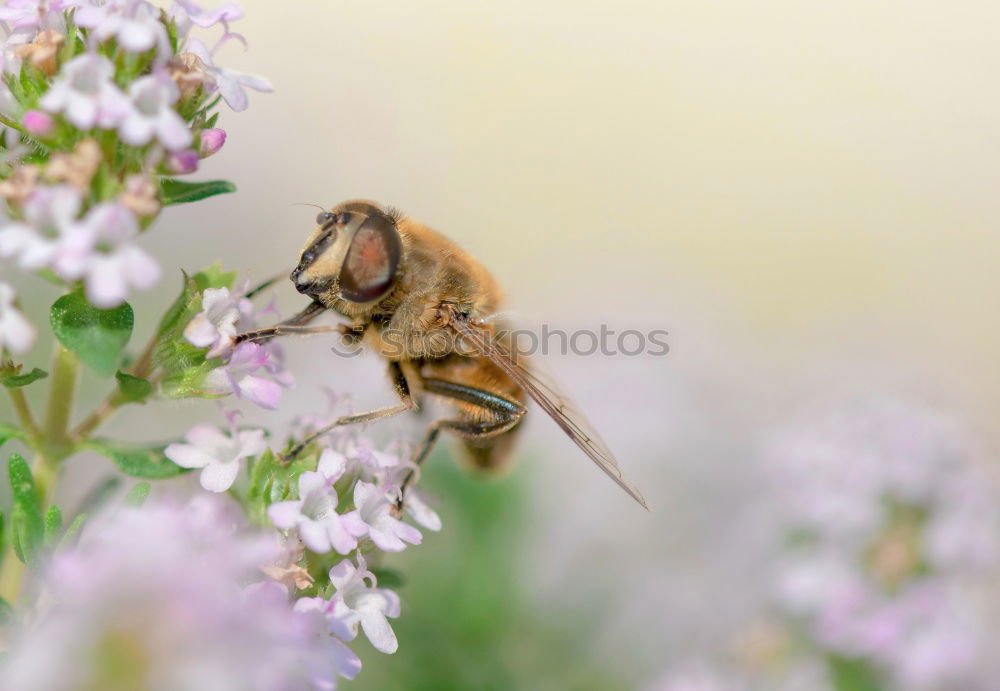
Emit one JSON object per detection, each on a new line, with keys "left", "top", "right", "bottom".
{"left": 39, "top": 52, "right": 130, "bottom": 130}
{"left": 120, "top": 72, "right": 192, "bottom": 150}
{"left": 0, "top": 184, "right": 80, "bottom": 270}
{"left": 0, "top": 281, "right": 36, "bottom": 353}
{"left": 0, "top": 495, "right": 356, "bottom": 691}
{"left": 53, "top": 201, "right": 161, "bottom": 307}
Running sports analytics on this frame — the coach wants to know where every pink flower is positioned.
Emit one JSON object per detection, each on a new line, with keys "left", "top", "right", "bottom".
{"left": 342, "top": 481, "right": 422, "bottom": 552}
{"left": 167, "top": 148, "right": 199, "bottom": 173}
{"left": 269, "top": 471, "right": 358, "bottom": 555}
{"left": 39, "top": 53, "right": 131, "bottom": 130}
{"left": 0, "top": 0, "right": 70, "bottom": 32}
{"left": 0, "top": 282, "right": 35, "bottom": 354}
{"left": 199, "top": 126, "right": 226, "bottom": 157}
{"left": 119, "top": 73, "right": 192, "bottom": 151}
{"left": 165, "top": 421, "right": 266, "bottom": 492}
{"left": 53, "top": 202, "right": 161, "bottom": 307}
{"left": 0, "top": 496, "right": 353, "bottom": 691}
{"left": 185, "top": 36, "right": 272, "bottom": 112}
{"left": 22, "top": 109, "right": 53, "bottom": 136}
{"left": 170, "top": 0, "right": 244, "bottom": 33}
{"left": 205, "top": 341, "right": 286, "bottom": 409}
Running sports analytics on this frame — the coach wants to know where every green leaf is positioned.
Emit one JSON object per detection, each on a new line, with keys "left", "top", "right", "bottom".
{"left": 50, "top": 291, "right": 134, "bottom": 377}
{"left": 370, "top": 567, "right": 406, "bottom": 589}
{"left": 0, "top": 424, "right": 25, "bottom": 452}
{"left": 152, "top": 267, "right": 235, "bottom": 399}
{"left": 123, "top": 481, "right": 151, "bottom": 507}
{"left": 192, "top": 263, "right": 237, "bottom": 292}
{"left": 8, "top": 454, "right": 43, "bottom": 565}
{"left": 159, "top": 178, "right": 236, "bottom": 205}
{"left": 1, "top": 367, "right": 48, "bottom": 388}
{"left": 43, "top": 505, "right": 62, "bottom": 547}
{"left": 83, "top": 438, "right": 188, "bottom": 479}
{"left": 115, "top": 370, "right": 152, "bottom": 403}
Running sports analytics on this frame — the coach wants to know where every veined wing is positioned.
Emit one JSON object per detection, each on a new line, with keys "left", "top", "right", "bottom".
{"left": 444, "top": 305, "right": 648, "bottom": 510}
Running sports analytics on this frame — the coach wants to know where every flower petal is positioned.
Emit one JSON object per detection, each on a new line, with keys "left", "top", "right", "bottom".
{"left": 200, "top": 459, "right": 240, "bottom": 492}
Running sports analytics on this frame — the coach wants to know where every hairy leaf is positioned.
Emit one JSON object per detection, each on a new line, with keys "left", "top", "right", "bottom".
{"left": 50, "top": 291, "right": 134, "bottom": 377}
{"left": 84, "top": 439, "right": 188, "bottom": 479}
{"left": 160, "top": 178, "right": 236, "bottom": 205}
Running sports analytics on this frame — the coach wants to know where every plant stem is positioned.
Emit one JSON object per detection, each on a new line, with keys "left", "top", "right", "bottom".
{"left": 70, "top": 332, "right": 160, "bottom": 443}
{"left": 42, "top": 345, "right": 79, "bottom": 459}
{"left": 5, "top": 386, "right": 41, "bottom": 448}
{"left": 0, "top": 347, "right": 79, "bottom": 608}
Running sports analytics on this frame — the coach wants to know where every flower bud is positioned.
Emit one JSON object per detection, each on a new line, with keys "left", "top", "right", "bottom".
{"left": 167, "top": 149, "right": 200, "bottom": 174}
{"left": 199, "top": 128, "right": 226, "bottom": 158}
{"left": 22, "top": 110, "right": 54, "bottom": 137}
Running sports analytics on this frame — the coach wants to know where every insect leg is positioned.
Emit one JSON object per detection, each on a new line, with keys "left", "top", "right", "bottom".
{"left": 283, "top": 362, "right": 415, "bottom": 461}
{"left": 396, "top": 377, "right": 525, "bottom": 505}
{"left": 236, "top": 301, "right": 331, "bottom": 344}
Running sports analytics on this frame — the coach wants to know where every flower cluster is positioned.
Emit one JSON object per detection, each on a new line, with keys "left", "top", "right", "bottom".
{"left": 764, "top": 398, "right": 999, "bottom": 689}
{"left": 0, "top": 495, "right": 362, "bottom": 690}
{"left": 182, "top": 282, "right": 293, "bottom": 409}
{"left": 0, "top": 0, "right": 269, "bottom": 313}
{"left": 158, "top": 385, "right": 442, "bottom": 683}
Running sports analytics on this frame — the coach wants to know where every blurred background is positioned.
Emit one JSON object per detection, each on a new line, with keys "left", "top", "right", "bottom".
{"left": 4, "top": 1, "right": 1000, "bottom": 688}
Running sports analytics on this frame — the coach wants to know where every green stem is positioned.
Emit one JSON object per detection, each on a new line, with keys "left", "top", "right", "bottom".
{"left": 5, "top": 386, "right": 41, "bottom": 448}
{"left": 42, "top": 345, "right": 79, "bottom": 458}
{"left": 0, "top": 347, "right": 79, "bottom": 608}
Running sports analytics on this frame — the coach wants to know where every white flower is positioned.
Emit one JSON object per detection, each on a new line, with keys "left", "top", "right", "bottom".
{"left": 0, "top": 185, "right": 81, "bottom": 270}
{"left": 39, "top": 53, "right": 131, "bottom": 130}
{"left": 183, "top": 286, "right": 248, "bottom": 358}
{"left": 119, "top": 72, "right": 192, "bottom": 150}
{"left": 53, "top": 202, "right": 161, "bottom": 307}
{"left": 165, "top": 422, "right": 265, "bottom": 492}
{"left": 325, "top": 554, "right": 401, "bottom": 654}
{"left": 342, "top": 481, "right": 422, "bottom": 552}
{"left": 268, "top": 471, "right": 358, "bottom": 555}
{"left": 185, "top": 35, "right": 272, "bottom": 112}
{"left": 0, "top": 282, "right": 36, "bottom": 354}
{"left": 74, "top": 0, "right": 169, "bottom": 55}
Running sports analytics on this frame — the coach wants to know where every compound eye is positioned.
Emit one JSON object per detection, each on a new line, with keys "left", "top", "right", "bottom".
{"left": 339, "top": 215, "right": 402, "bottom": 303}
{"left": 316, "top": 211, "right": 335, "bottom": 226}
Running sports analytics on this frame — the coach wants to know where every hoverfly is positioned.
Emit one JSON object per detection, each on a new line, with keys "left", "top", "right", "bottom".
{"left": 238, "top": 200, "right": 647, "bottom": 509}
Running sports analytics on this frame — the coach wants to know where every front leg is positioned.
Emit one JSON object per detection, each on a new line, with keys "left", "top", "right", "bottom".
{"left": 237, "top": 302, "right": 351, "bottom": 344}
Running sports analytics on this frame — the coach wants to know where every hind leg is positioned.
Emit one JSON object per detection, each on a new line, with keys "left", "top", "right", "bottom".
{"left": 396, "top": 378, "right": 525, "bottom": 507}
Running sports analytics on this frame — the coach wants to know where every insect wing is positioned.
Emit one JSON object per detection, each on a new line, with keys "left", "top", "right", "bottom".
{"left": 445, "top": 306, "right": 648, "bottom": 509}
